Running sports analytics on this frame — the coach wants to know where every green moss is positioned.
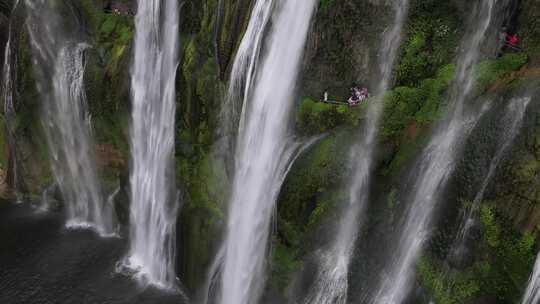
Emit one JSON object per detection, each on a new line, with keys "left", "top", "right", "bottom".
{"left": 513, "top": 153, "right": 540, "bottom": 186}
{"left": 181, "top": 152, "right": 226, "bottom": 220}
{"left": 381, "top": 87, "right": 422, "bottom": 138}
{"left": 77, "top": 0, "right": 105, "bottom": 33}
{"left": 395, "top": 0, "right": 460, "bottom": 86}
{"left": 415, "top": 64, "right": 455, "bottom": 123}
{"left": 475, "top": 53, "right": 528, "bottom": 90}
{"left": 271, "top": 238, "right": 301, "bottom": 292}
{"left": 86, "top": 11, "right": 133, "bottom": 119}
{"left": 92, "top": 114, "right": 129, "bottom": 154}
{"left": 418, "top": 257, "right": 480, "bottom": 304}
{"left": 319, "top": 0, "right": 335, "bottom": 12}
{"left": 480, "top": 206, "right": 501, "bottom": 248}
{"left": 474, "top": 204, "right": 537, "bottom": 301}
{"left": 296, "top": 97, "right": 363, "bottom": 135}
{"left": 196, "top": 59, "right": 220, "bottom": 110}
{"left": 278, "top": 133, "right": 344, "bottom": 235}
{"left": 395, "top": 31, "right": 429, "bottom": 87}
{"left": 100, "top": 15, "right": 118, "bottom": 36}
{"left": 386, "top": 188, "right": 397, "bottom": 209}
{"left": 381, "top": 64, "right": 455, "bottom": 140}
{"left": 384, "top": 133, "right": 422, "bottom": 176}
{"left": 307, "top": 197, "right": 332, "bottom": 228}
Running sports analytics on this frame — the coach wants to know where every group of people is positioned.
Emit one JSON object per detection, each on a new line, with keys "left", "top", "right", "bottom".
{"left": 323, "top": 86, "right": 370, "bottom": 106}
{"left": 499, "top": 27, "right": 522, "bottom": 55}
{"left": 347, "top": 87, "right": 369, "bottom": 105}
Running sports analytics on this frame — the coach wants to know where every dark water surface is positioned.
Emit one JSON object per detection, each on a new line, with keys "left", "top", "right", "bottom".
{"left": 0, "top": 202, "right": 186, "bottom": 304}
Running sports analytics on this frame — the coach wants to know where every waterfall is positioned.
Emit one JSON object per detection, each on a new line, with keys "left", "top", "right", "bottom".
{"left": 303, "top": 1, "right": 409, "bottom": 304}
{"left": 25, "top": 0, "right": 115, "bottom": 235}
{"left": 2, "top": 0, "right": 22, "bottom": 201}
{"left": 370, "top": 1, "right": 497, "bottom": 303}
{"left": 219, "top": 0, "right": 274, "bottom": 153}
{"left": 522, "top": 252, "right": 540, "bottom": 304}
{"left": 204, "top": 1, "right": 275, "bottom": 299}
{"left": 121, "top": 0, "right": 180, "bottom": 290}
{"left": 216, "top": 1, "right": 317, "bottom": 304}
{"left": 450, "top": 96, "right": 531, "bottom": 261}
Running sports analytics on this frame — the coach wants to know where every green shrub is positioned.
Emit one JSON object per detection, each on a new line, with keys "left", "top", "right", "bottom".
{"left": 381, "top": 64, "right": 455, "bottom": 139}
{"left": 476, "top": 204, "right": 537, "bottom": 301}
{"left": 414, "top": 63, "right": 455, "bottom": 123}
{"left": 418, "top": 257, "right": 480, "bottom": 304}
{"left": 381, "top": 87, "right": 422, "bottom": 138}
{"left": 296, "top": 97, "right": 361, "bottom": 135}
{"left": 395, "top": 0, "right": 460, "bottom": 86}
{"left": 480, "top": 206, "right": 501, "bottom": 248}
{"left": 395, "top": 31, "right": 429, "bottom": 86}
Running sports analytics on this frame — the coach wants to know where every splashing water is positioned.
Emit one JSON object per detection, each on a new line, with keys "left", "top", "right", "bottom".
{"left": 303, "top": 1, "right": 409, "bottom": 303}
{"left": 25, "top": 0, "right": 115, "bottom": 236}
{"left": 121, "top": 0, "right": 180, "bottom": 290}
{"left": 216, "top": 1, "right": 317, "bottom": 304}
{"left": 450, "top": 96, "right": 531, "bottom": 260}
{"left": 370, "top": 1, "right": 497, "bottom": 303}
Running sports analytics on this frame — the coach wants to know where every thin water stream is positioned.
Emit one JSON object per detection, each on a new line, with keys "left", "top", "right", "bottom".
{"left": 450, "top": 96, "right": 531, "bottom": 261}
{"left": 2, "top": 0, "right": 22, "bottom": 200}
{"left": 522, "top": 252, "right": 540, "bottom": 304}
{"left": 303, "top": 1, "right": 409, "bottom": 303}
{"left": 370, "top": 1, "right": 497, "bottom": 303}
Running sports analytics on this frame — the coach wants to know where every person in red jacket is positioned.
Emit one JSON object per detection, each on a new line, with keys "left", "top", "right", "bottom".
{"left": 507, "top": 33, "right": 520, "bottom": 47}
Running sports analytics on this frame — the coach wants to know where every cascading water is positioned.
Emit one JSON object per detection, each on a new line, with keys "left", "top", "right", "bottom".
{"left": 202, "top": 1, "right": 275, "bottom": 293}
{"left": 37, "top": 183, "right": 56, "bottom": 213}
{"left": 302, "top": 1, "right": 409, "bottom": 304}
{"left": 217, "top": 2, "right": 317, "bottom": 304}
{"left": 450, "top": 96, "right": 531, "bottom": 260}
{"left": 107, "top": 186, "right": 120, "bottom": 208}
{"left": 25, "top": 0, "right": 115, "bottom": 235}
{"left": 218, "top": 0, "right": 274, "bottom": 157}
{"left": 122, "top": 0, "right": 180, "bottom": 290}
{"left": 2, "top": 0, "right": 22, "bottom": 200}
{"left": 370, "top": 1, "right": 497, "bottom": 303}
{"left": 522, "top": 252, "right": 540, "bottom": 304}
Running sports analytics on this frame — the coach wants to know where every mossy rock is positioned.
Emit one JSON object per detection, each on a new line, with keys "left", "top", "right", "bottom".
{"left": 296, "top": 97, "right": 364, "bottom": 135}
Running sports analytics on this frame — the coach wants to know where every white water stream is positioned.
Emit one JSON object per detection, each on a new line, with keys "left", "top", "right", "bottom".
{"left": 219, "top": 0, "right": 275, "bottom": 151}
{"left": 451, "top": 96, "right": 531, "bottom": 259}
{"left": 217, "top": 1, "right": 317, "bottom": 304}
{"left": 522, "top": 251, "right": 540, "bottom": 304}
{"left": 303, "top": 1, "right": 409, "bottom": 303}
{"left": 25, "top": 0, "right": 115, "bottom": 235}
{"left": 370, "top": 1, "right": 497, "bottom": 303}
{"left": 122, "top": 0, "right": 180, "bottom": 290}
{"left": 2, "top": 0, "right": 21, "bottom": 200}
